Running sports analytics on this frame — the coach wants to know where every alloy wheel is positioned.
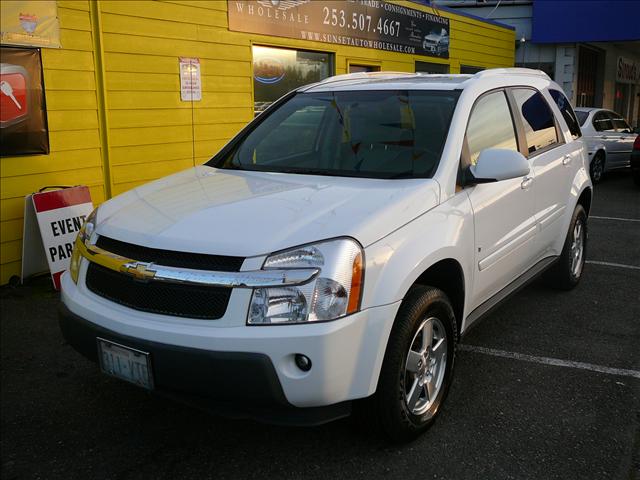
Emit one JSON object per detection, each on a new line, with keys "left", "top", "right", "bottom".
{"left": 570, "top": 218, "right": 585, "bottom": 278}
{"left": 404, "top": 316, "right": 447, "bottom": 416}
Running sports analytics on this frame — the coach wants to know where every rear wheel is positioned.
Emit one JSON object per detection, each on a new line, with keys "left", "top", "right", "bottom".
{"left": 590, "top": 152, "right": 605, "bottom": 184}
{"left": 356, "top": 286, "right": 457, "bottom": 443}
{"left": 543, "top": 204, "right": 587, "bottom": 290}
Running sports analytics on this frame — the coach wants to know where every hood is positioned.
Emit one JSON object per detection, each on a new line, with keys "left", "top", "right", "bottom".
{"left": 95, "top": 166, "right": 440, "bottom": 257}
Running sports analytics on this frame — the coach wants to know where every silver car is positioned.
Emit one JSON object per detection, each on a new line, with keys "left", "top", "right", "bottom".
{"left": 575, "top": 108, "right": 638, "bottom": 183}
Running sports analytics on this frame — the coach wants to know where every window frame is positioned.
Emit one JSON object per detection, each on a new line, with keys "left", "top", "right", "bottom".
{"left": 505, "top": 86, "right": 565, "bottom": 159}
{"left": 549, "top": 88, "right": 582, "bottom": 140}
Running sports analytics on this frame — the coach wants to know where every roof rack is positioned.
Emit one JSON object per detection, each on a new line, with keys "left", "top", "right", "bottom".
{"left": 315, "top": 71, "right": 414, "bottom": 85}
{"left": 473, "top": 68, "right": 550, "bottom": 80}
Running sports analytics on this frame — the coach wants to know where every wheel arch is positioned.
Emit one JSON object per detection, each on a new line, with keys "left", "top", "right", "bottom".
{"left": 577, "top": 186, "right": 593, "bottom": 216}
{"left": 410, "top": 258, "right": 465, "bottom": 337}
{"left": 592, "top": 146, "right": 606, "bottom": 166}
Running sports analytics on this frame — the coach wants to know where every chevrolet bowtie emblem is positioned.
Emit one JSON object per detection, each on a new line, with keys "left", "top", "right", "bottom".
{"left": 121, "top": 262, "right": 157, "bottom": 281}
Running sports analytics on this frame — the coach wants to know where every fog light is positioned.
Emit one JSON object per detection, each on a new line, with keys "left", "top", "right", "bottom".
{"left": 294, "top": 354, "right": 312, "bottom": 372}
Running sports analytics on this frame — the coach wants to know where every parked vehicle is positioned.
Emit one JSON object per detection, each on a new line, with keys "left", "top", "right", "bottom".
{"left": 574, "top": 107, "right": 638, "bottom": 183}
{"left": 631, "top": 134, "right": 640, "bottom": 186}
{"left": 59, "top": 69, "right": 592, "bottom": 442}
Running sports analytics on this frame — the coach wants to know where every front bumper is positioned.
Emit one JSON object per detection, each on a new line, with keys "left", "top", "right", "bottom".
{"left": 59, "top": 303, "right": 350, "bottom": 425}
{"left": 60, "top": 271, "right": 400, "bottom": 422}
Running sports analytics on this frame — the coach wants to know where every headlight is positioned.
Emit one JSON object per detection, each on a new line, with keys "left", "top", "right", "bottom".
{"left": 70, "top": 208, "right": 98, "bottom": 283}
{"left": 248, "top": 238, "right": 364, "bottom": 325}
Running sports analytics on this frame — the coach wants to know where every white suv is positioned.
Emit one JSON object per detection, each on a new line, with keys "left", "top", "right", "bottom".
{"left": 60, "top": 69, "right": 592, "bottom": 441}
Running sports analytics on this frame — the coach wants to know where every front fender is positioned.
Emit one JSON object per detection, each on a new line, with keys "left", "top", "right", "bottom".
{"left": 362, "top": 193, "right": 475, "bottom": 319}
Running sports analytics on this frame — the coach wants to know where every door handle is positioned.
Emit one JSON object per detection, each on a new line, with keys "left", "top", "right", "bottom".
{"left": 562, "top": 154, "right": 572, "bottom": 165}
{"left": 521, "top": 176, "right": 533, "bottom": 189}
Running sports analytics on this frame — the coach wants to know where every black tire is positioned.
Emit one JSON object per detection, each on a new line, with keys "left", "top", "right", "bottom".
{"left": 590, "top": 152, "right": 605, "bottom": 184}
{"left": 355, "top": 286, "right": 457, "bottom": 443}
{"left": 633, "top": 169, "right": 640, "bottom": 187}
{"left": 543, "top": 204, "right": 587, "bottom": 290}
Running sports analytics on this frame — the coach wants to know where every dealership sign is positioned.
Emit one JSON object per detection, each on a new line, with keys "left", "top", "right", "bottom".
{"left": 228, "top": 0, "right": 450, "bottom": 59}
{"left": 22, "top": 186, "right": 93, "bottom": 290}
{"left": 616, "top": 57, "right": 640, "bottom": 84}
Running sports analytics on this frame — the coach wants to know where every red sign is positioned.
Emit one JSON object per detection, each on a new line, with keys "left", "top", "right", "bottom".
{"left": 0, "top": 69, "right": 28, "bottom": 125}
{"left": 31, "top": 187, "right": 93, "bottom": 289}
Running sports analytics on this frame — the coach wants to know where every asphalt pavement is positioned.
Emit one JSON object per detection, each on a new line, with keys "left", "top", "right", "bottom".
{"left": 2, "top": 170, "right": 639, "bottom": 480}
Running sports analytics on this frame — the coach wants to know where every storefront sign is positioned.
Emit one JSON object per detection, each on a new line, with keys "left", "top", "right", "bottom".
{"left": 616, "top": 57, "right": 640, "bottom": 84}
{"left": 0, "top": 0, "right": 60, "bottom": 48}
{"left": 228, "top": 0, "right": 450, "bottom": 59}
{"left": 23, "top": 186, "right": 93, "bottom": 290}
{"left": 179, "top": 57, "right": 202, "bottom": 101}
{"left": 0, "top": 46, "right": 49, "bottom": 156}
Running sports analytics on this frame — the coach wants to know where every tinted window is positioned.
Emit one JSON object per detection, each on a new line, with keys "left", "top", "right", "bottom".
{"left": 576, "top": 110, "right": 589, "bottom": 126}
{"left": 253, "top": 105, "right": 326, "bottom": 161}
{"left": 512, "top": 88, "right": 559, "bottom": 154}
{"left": 609, "top": 112, "right": 631, "bottom": 132}
{"left": 466, "top": 91, "right": 518, "bottom": 164}
{"left": 550, "top": 89, "right": 581, "bottom": 139}
{"left": 593, "top": 111, "right": 615, "bottom": 132}
{"left": 214, "top": 90, "right": 459, "bottom": 179}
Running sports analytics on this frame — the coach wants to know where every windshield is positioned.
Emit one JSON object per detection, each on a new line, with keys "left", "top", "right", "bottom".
{"left": 211, "top": 90, "right": 459, "bottom": 179}
{"left": 576, "top": 110, "right": 589, "bottom": 126}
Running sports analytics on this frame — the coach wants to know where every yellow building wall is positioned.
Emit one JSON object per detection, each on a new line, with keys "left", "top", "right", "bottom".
{"left": 0, "top": 0, "right": 514, "bottom": 284}
{"left": 0, "top": 1, "right": 106, "bottom": 284}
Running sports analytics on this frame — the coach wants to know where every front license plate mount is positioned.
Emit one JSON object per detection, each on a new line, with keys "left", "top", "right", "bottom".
{"left": 97, "top": 337, "right": 154, "bottom": 390}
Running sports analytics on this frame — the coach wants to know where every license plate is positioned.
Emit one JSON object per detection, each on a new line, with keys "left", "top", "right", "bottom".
{"left": 97, "top": 338, "right": 154, "bottom": 390}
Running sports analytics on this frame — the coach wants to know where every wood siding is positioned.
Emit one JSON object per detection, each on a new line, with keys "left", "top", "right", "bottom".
{"left": 0, "top": 0, "right": 514, "bottom": 284}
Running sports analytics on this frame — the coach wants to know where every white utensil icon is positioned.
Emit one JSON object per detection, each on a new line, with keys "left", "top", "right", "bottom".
{"left": 0, "top": 81, "right": 22, "bottom": 110}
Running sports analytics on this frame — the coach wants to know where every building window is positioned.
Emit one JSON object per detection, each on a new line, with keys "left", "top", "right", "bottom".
{"left": 252, "top": 45, "right": 333, "bottom": 115}
{"left": 614, "top": 83, "right": 632, "bottom": 122}
{"left": 349, "top": 65, "right": 380, "bottom": 73}
{"left": 415, "top": 62, "right": 449, "bottom": 74}
{"left": 460, "top": 65, "right": 484, "bottom": 74}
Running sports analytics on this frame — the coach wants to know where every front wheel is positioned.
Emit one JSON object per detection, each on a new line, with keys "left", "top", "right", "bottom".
{"left": 590, "top": 153, "right": 605, "bottom": 184}
{"left": 543, "top": 204, "right": 587, "bottom": 290}
{"left": 357, "top": 286, "right": 457, "bottom": 443}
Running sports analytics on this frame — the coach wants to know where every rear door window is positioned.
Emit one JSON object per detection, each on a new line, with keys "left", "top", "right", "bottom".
{"left": 609, "top": 112, "right": 631, "bottom": 132}
{"left": 511, "top": 88, "right": 560, "bottom": 155}
{"left": 593, "top": 111, "right": 615, "bottom": 132}
{"left": 549, "top": 89, "right": 581, "bottom": 139}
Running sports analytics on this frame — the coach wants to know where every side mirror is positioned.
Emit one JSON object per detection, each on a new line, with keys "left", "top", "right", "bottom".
{"left": 467, "top": 148, "right": 530, "bottom": 184}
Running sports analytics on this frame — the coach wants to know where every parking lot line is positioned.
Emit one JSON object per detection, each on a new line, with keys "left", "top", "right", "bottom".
{"left": 590, "top": 215, "right": 640, "bottom": 222}
{"left": 459, "top": 344, "right": 640, "bottom": 379}
{"left": 585, "top": 260, "right": 640, "bottom": 270}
